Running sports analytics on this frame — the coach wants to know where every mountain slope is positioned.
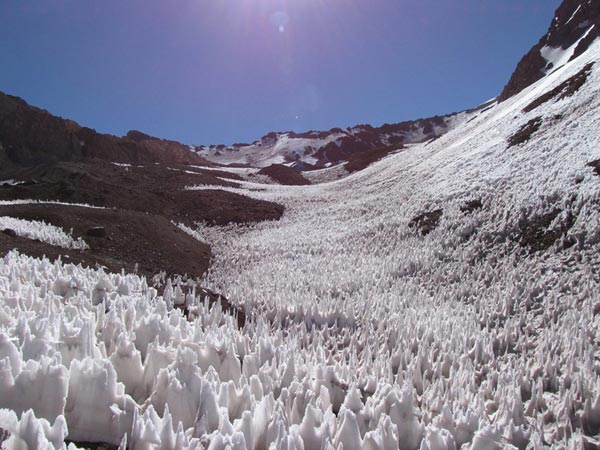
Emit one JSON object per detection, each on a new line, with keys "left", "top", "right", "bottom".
{"left": 195, "top": 113, "right": 465, "bottom": 170}
{"left": 0, "top": 92, "right": 210, "bottom": 174}
{"left": 186, "top": 38, "right": 600, "bottom": 449}
{"left": 499, "top": 0, "right": 600, "bottom": 101}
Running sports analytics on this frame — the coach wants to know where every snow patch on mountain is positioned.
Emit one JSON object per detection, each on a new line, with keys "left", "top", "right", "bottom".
{"left": 541, "top": 24, "right": 596, "bottom": 73}
{"left": 197, "top": 131, "right": 345, "bottom": 167}
{"left": 0, "top": 216, "right": 89, "bottom": 250}
{"left": 196, "top": 114, "right": 464, "bottom": 169}
{"left": 0, "top": 199, "right": 106, "bottom": 209}
{"left": 0, "top": 180, "right": 25, "bottom": 187}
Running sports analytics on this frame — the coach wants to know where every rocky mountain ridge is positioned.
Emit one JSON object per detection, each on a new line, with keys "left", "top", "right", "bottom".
{"left": 1, "top": 0, "right": 599, "bottom": 176}
{"left": 0, "top": 92, "right": 210, "bottom": 175}
{"left": 499, "top": 0, "right": 600, "bottom": 101}
{"left": 195, "top": 113, "right": 462, "bottom": 170}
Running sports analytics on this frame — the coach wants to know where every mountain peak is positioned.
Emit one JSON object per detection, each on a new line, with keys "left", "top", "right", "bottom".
{"left": 498, "top": 0, "right": 600, "bottom": 101}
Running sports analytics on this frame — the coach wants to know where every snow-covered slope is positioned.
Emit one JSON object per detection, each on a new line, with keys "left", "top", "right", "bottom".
{"left": 195, "top": 114, "right": 465, "bottom": 170}
{"left": 0, "top": 216, "right": 89, "bottom": 250}
{"left": 1, "top": 32, "right": 600, "bottom": 450}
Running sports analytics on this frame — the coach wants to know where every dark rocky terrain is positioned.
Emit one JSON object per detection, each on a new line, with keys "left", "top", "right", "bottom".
{"left": 0, "top": 91, "right": 211, "bottom": 172}
{"left": 499, "top": 0, "right": 600, "bottom": 101}
{"left": 345, "top": 144, "right": 402, "bottom": 173}
{"left": 522, "top": 62, "right": 595, "bottom": 112}
{"left": 258, "top": 164, "right": 311, "bottom": 185}
{"left": 0, "top": 203, "right": 211, "bottom": 279}
{"left": 507, "top": 117, "right": 544, "bottom": 147}
{"left": 0, "top": 160, "right": 283, "bottom": 226}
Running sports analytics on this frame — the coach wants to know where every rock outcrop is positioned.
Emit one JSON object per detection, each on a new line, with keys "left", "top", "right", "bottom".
{"left": 0, "top": 92, "right": 210, "bottom": 175}
{"left": 499, "top": 0, "right": 600, "bottom": 101}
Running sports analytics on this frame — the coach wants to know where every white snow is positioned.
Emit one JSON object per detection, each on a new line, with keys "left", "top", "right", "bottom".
{"left": 189, "top": 165, "right": 259, "bottom": 175}
{"left": 0, "top": 38, "right": 600, "bottom": 450}
{"left": 188, "top": 165, "right": 267, "bottom": 183}
{"left": 565, "top": 4, "right": 582, "bottom": 26}
{"left": 541, "top": 24, "right": 595, "bottom": 73}
{"left": 303, "top": 164, "right": 350, "bottom": 184}
{"left": 0, "top": 216, "right": 89, "bottom": 250}
{"left": 0, "top": 179, "right": 25, "bottom": 187}
{"left": 196, "top": 115, "right": 463, "bottom": 170}
{"left": 0, "top": 199, "right": 106, "bottom": 209}
{"left": 197, "top": 132, "right": 344, "bottom": 168}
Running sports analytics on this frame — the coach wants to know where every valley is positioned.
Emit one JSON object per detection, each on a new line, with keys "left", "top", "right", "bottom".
{"left": 0, "top": 1, "right": 599, "bottom": 448}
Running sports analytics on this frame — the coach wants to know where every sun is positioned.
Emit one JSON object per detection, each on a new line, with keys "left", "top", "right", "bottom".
{"left": 270, "top": 11, "right": 290, "bottom": 32}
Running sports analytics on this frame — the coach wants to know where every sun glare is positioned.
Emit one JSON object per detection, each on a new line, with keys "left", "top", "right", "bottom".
{"left": 270, "top": 10, "right": 290, "bottom": 32}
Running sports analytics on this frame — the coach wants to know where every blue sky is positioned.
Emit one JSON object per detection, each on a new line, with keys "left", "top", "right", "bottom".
{"left": 0, "top": 0, "right": 560, "bottom": 145}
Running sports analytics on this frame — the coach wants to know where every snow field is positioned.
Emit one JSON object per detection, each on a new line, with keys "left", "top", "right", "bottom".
{"left": 188, "top": 42, "right": 600, "bottom": 448}
{"left": 0, "top": 217, "right": 89, "bottom": 250}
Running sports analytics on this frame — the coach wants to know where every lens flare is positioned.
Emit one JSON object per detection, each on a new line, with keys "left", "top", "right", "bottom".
{"left": 270, "top": 11, "right": 290, "bottom": 32}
